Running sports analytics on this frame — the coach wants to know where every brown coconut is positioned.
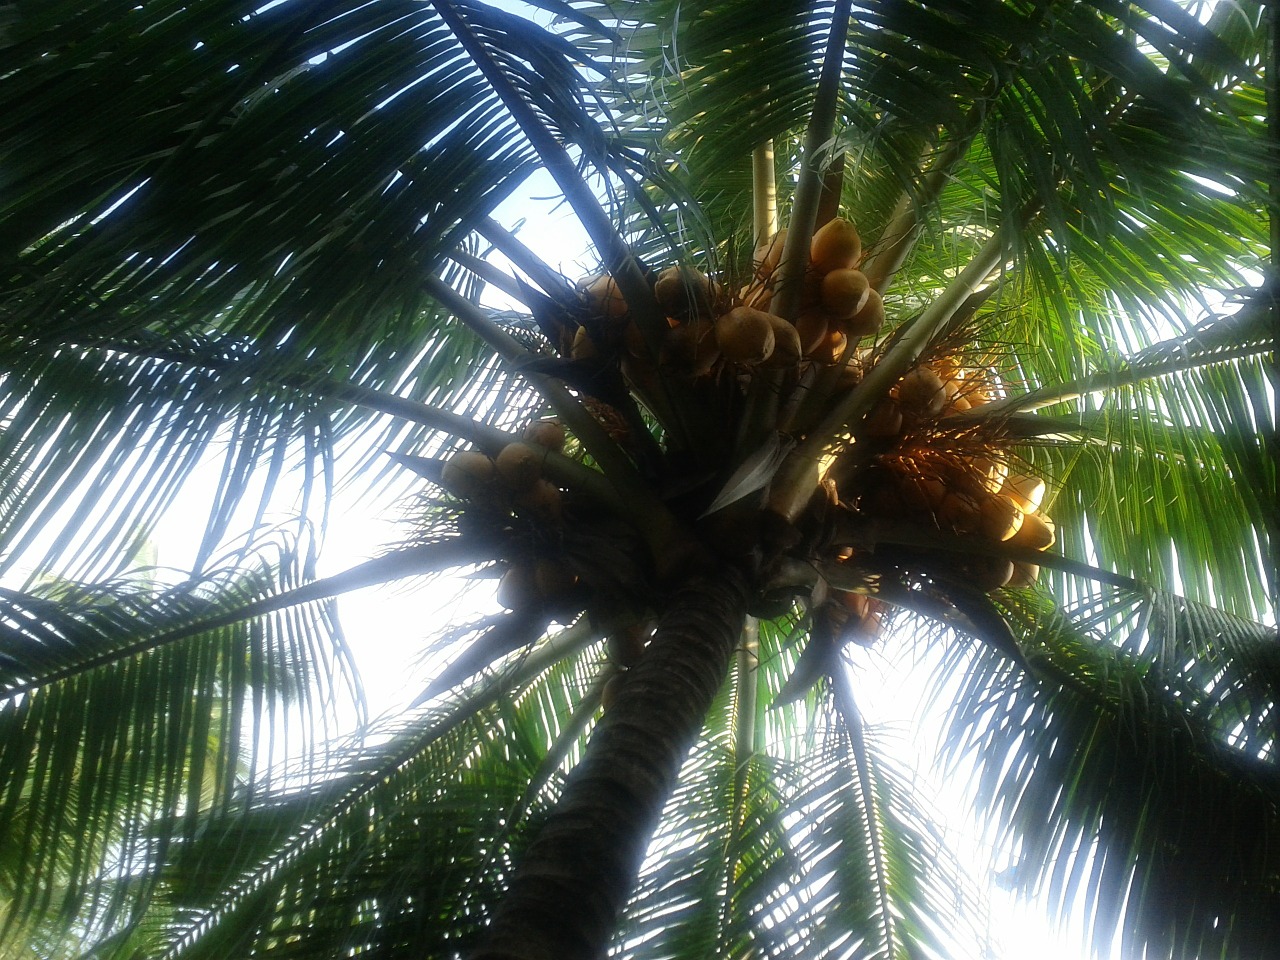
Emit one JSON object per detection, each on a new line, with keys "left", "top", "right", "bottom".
{"left": 820, "top": 268, "right": 872, "bottom": 319}
{"left": 495, "top": 442, "right": 543, "bottom": 492}
{"left": 440, "top": 451, "right": 496, "bottom": 500}
{"left": 655, "top": 265, "right": 717, "bottom": 318}
{"left": 763, "top": 315, "right": 803, "bottom": 368}
{"left": 978, "top": 493, "right": 1025, "bottom": 542}
{"left": 753, "top": 229, "right": 788, "bottom": 279}
{"left": 522, "top": 420, "right": 566, "bottom": 452}
{"left": 863, "top": 399, "right": 904, "bottom": 438}
{"left": 583, "top": 274, "right": 629, "bottom": 322}
{"left": 1007, "top": 561, "right": 1041, "bottom": 588}
{"left": 896, "top": 367, "right": 948, "bottom": 416}
{"left": 496, "top": 563, "right": 539, "bottom": 610}
{"left": 715, "top": 306, "right": 777, "bottom": 364}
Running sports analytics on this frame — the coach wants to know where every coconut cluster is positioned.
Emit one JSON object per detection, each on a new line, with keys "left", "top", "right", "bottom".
{"left": 744, "top": 218, "right": 885, "bottom": 365}
{"left": 439, "top": 420, "right": 582, "bottom": 612}
{"left": 430, "top": 214, "right": 1057, "bottom": 679}
{"left": 571, "top": 217, "right": 883, "bottom": 382}
{"left": 856, "top": 357, "right": 1054, "bottom": 592}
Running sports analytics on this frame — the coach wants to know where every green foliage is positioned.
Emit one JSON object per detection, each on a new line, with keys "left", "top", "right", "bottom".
{"left": 0, "top": 1, "right": 1275, "bottom": 958}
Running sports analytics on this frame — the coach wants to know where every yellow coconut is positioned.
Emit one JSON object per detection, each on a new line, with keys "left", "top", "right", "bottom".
{"left": 440, "top": 451, "right": 496, "bottom": 500}
{"left": 820, "top": 268, "right": 871, "bottom": 319}
{"left": 1008, "top": 512, "right": 1055, "bottom": 551}
{"left": 495, "top": 442, "right": 543, "bottom": 492}
{"left": 715, "top": 306, "right": 777, "bottom": 364}
{"left": 896, "top": 366, "right": 947, "bottom": 416}
{"left": 522, "top": 419, "right": 566, "bottom": 452}
{"left": 978, "top": 492, "right": 1025, "bottom": 542}
{"left": 845, "top": 287, "right": 885, "bottom": 338}
{"left": 1001, "top": 474, "right": 1047, "bottom": 514}
{"left": 809, "top": 217, "right": 862, "bottom": 274}
{"left": 753, "top": 229, "right": 788, "bottom": 279}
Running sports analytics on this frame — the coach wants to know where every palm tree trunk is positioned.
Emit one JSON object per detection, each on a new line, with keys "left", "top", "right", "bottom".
{"left": 471, "top": 567, "right": 751, "bottom": 960}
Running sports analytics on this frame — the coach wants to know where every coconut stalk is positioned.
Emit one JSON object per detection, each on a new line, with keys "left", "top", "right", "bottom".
{"left": 752, "top": 142, "right": 778, "bottom": 246}
{"left": 739, "top": 0, "right": 852, "bottom": 452}
{"left": 768, "top": 0, "right": 853, "bottom": 324}
{"left": 861, "top": 108, "right": 987, "bottom": 294}
{"left": 472, "top": 568, "right": 751, "bottom": 960}
{"left": 968, "top": 334, "right": 1277, "bottom": 418}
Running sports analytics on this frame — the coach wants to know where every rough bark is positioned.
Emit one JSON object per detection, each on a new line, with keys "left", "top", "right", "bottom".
{"left": 471, "top": 567, "right": 751, "bottom": 960}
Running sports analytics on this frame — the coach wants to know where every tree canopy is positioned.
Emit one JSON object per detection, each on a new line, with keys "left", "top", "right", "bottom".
{"left": 0, "top": 2, "right": 1276, "bottom": 958}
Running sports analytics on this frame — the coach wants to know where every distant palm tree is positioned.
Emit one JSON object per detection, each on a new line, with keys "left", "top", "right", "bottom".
{"left": 0, "top": 2, "right": 1275, "bottom": 958}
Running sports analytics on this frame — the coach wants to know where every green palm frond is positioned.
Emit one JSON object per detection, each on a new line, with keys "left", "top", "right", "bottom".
{"left": 0, "top": 531, "right": 359, "bottom": 949}
{"left": 144, "top": 625, "right": 598, "bottom": 960}
{"left": 0, "top": 1, "right": 1274, "bottom": 958}
{"left": 937, "top": 583, "right": 1280, "bottom": 959}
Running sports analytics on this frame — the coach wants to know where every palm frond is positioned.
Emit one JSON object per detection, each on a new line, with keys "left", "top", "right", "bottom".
{"left": 0, "top": 531, "right": 359, "bottom": 948}
{"left": 936, "top": 582, "right": 1280, "bottom": 959}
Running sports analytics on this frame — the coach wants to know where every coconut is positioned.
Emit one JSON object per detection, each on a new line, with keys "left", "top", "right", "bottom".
{"left": 763, "top": 314, "right": 803, "bottom": 368}
{"left": 1007, "top": 561, "right": 1041, "bottom": 588}
{"left": 570, "top": 325, "right": 598, "bottom": 360}
{"left": 937, "top": 490, "right": 982, "bottom": 534}
{"left": 978, "top": 492, "right": 1024, "bottom": 542}
{"left": 715, "top": 306, "right": 777, "bottom": 364}
{"left": 495, "top": 442, "right": 542, "bottom": 492}
{"left": 1008, "top": 512, "right": 1055, "bottom": 550}
{"left": 1001, "top": 474, "right": 1046, "bottom": 514}
{"left": 809, "top": 217, "right": 862, "bottom": 274}
{"left": 863, "top": 399, "right": 903, "bottom": 438}
{"left": 440, "top": 451, "right": 496, "bottom": 500}
{"left": 810, "top": 325, "right": 849, "bottom": 365}
{"left": 753, "top": 229, "right": 787, "bottom": 279}
{"left": 534, "top": 558, "right": 577, "bottom": 599}
{"left": 600, "top": 672, "right": 624, "bottom": 711}
{"left": 845, "top": 287, "right": 885, "bottom": 338}
{"left": 608, "top": 624, "right": 649, "bottom": 667}
{"left": 820, "top": 268, "right": 871, "bottom": 318}
{"left": 516, "top": 479, "right": 563, "bottom": 520}
{"left": 496, "top": 563, "right": 539, "bottom": 610}
{"left": 655, "top": 265, "right": 716, "bottom": 318}
{"left": 966, "top": 555, "right": 1016, "bottom": 592}
{"left": 793, "top": 312, "right": 829, "bottom": 355}
{"left": 583, "top": 274, "right": 628, "bottom": 322}
{"left": 896, "top": 367, "right": 947, "bottom": 416}
{"left": 522, "top": 420, "right": 566, "bottom": 452}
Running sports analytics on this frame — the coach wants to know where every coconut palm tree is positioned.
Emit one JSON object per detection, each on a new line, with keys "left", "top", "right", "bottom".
{"left": 0, "top": 1, "right": 1275, "bottom": 958}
